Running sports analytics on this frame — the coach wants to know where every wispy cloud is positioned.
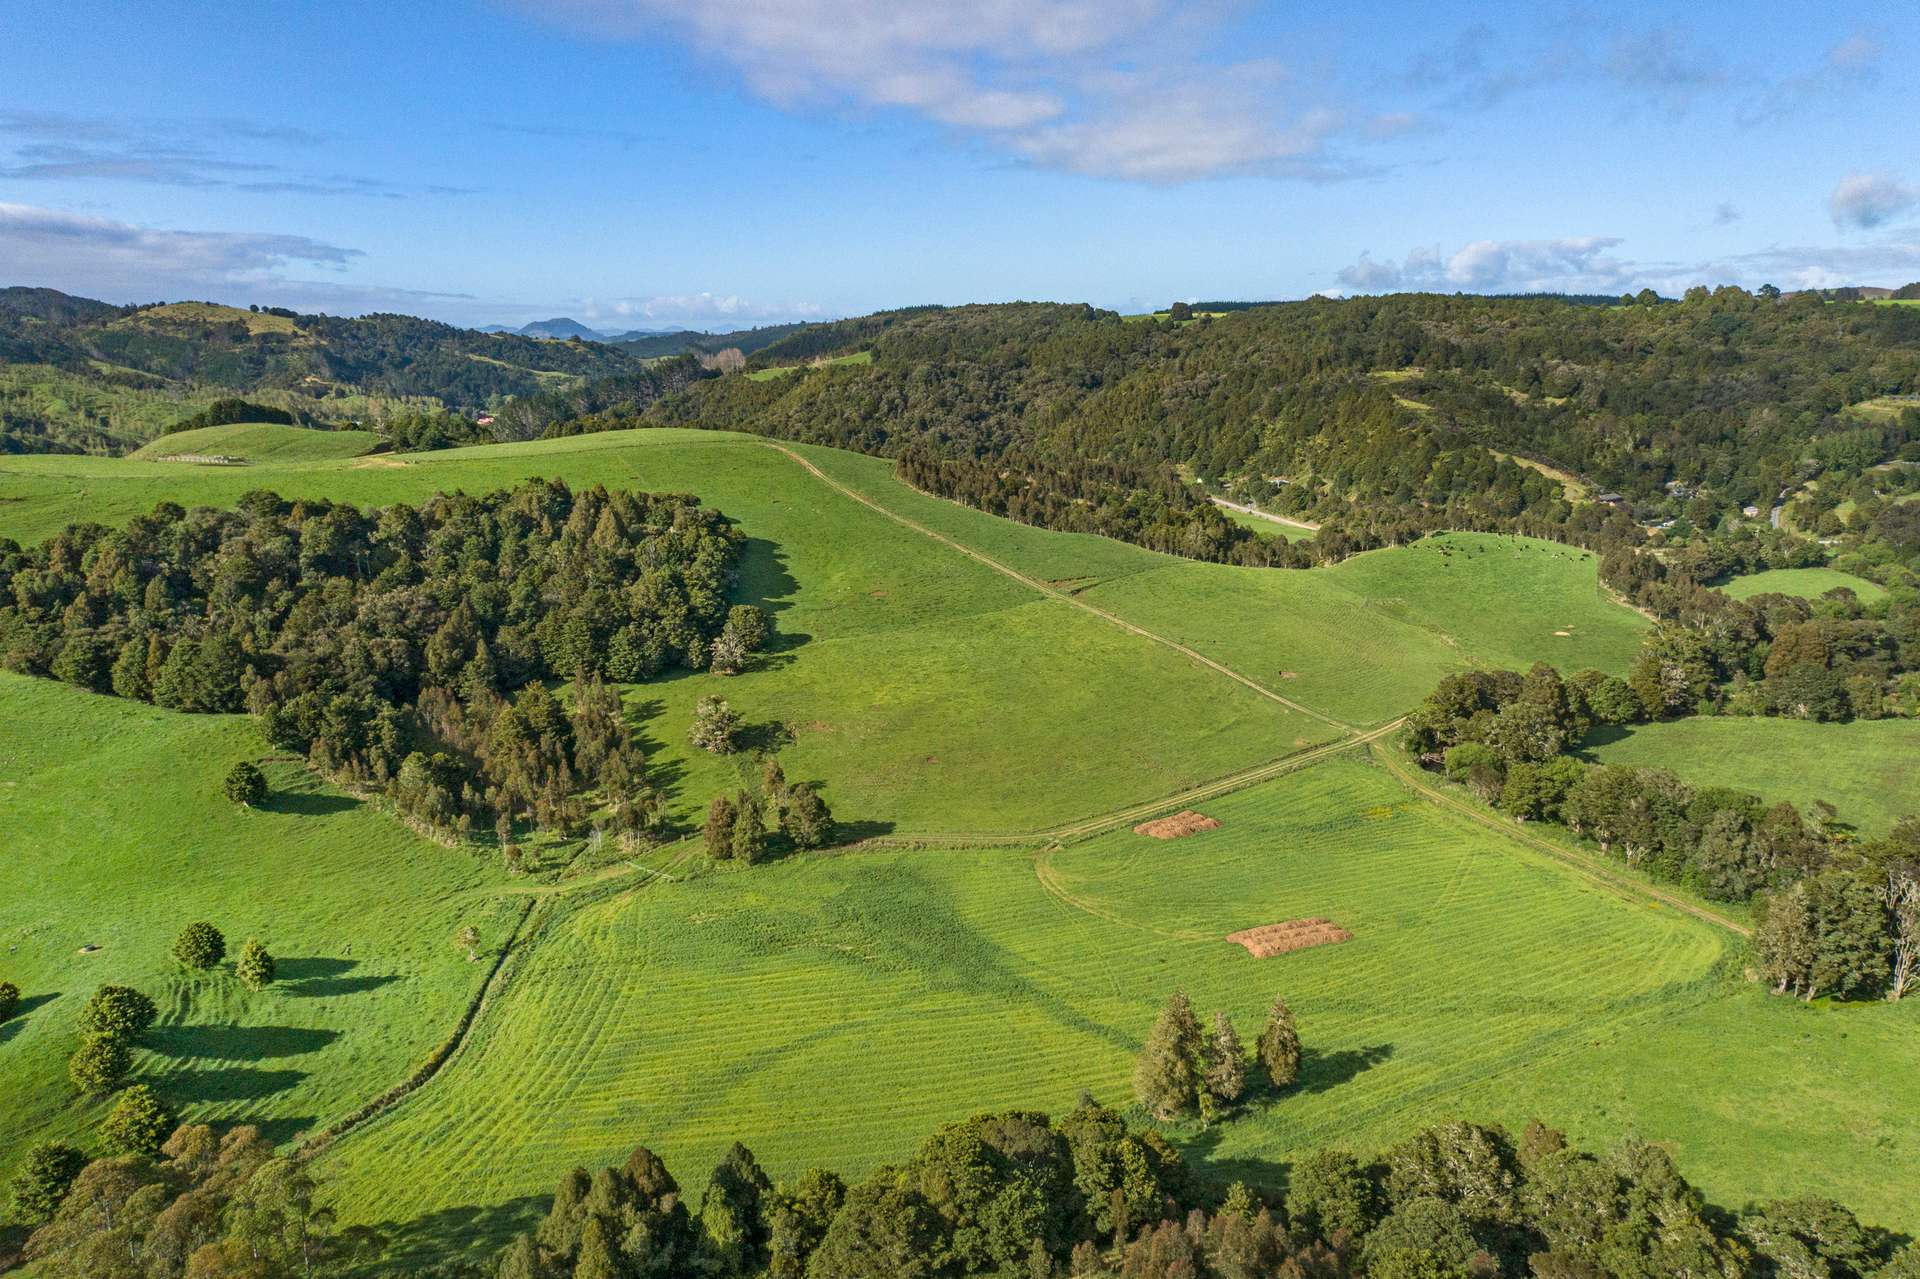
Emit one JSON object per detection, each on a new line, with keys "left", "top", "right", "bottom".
{"left": 520, "top": 0, "right": 1369, "bottom": 184}
{"left": 1336, "top": 237, "right": 1633, "bottom": 295}
{"left": 1403, "top": 22, "right": 1876, "bottom": 124}
{"left": 0, "top": 200, "right": 369, "bottom": 301}
{"left": 0, "top": 108, "right": 465, "bottom": 198}
{"left": 1829, "top": 172, "right": 1919, "bottom": 231}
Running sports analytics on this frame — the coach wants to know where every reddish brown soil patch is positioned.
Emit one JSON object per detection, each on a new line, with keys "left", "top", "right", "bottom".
{"left": 1134, "top": 810, "right": 1221, "bottom": 839}
{"left": 1227, "top": 918, "right": 1352, "bottom": 958}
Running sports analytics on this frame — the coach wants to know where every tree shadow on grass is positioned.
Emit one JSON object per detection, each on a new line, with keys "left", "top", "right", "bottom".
{"left": 156, "top": 1065, "right": 308, "bottom": 1106}
{"left": 736, "top": 719, "right": 794, "bottom": 755}
{"left": 149, "top": 1023, "right": 339, "bottom": 1062}
{"left": 1174, "top": 1127, "right": 1292, "bottom": 1196}
{"left": 0, "top": 992, "right": 59, "bottom": 1047}
{"left": 275, "top": 957, "right": 402, "bottom": 999}
{"left": 827, "top": 819, "right": 897, "bottom": 845}
{"left": 1572, "top": 724, "right": 1633, "bottom": 759}
{"left": 1294, "top": 1043, "right": 1395, "bottom": 1096}
{"left": 255, "top": 788, "right": 360, "bottom": 818}
{"left": 368, "top": 1195, "right": 550, "bottom": 1272}
{"left": 736, "top": 536, "right": 799, "bottom": 627}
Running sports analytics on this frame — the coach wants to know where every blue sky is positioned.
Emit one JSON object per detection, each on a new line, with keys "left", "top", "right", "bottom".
{"left": 1, "top": 0, "right": 1916, "bottom": 329}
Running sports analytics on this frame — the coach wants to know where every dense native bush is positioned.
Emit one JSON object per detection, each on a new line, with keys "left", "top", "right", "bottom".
{"left": 492, "top": 1103, "right": 1919, "bottom": 1279}
{"left": 0, "top": 479, "right": 750, "bottom": 832}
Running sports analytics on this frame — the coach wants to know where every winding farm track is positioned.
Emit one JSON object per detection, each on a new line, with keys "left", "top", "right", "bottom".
{"left": 1208, "top": 495, "right": 1321, "bottom": 533}
{"left": 316, "top": 435, "right": 1745, "bottom": 1168}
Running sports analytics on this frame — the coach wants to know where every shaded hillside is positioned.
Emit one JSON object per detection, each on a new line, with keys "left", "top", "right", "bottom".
{"left": 0, "top": 289, "right": 640, "bottom": 452}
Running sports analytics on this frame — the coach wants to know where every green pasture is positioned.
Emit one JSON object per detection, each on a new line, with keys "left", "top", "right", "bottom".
{"left": 1719, "top": 566, "right": 1890, "bottom": 604}
{"left": 745, "top": 351, "right": 872, "bottom": 381}
{"left": 0, "top": 674, "right": 518, "bottom": 1189}
{"left": 319, "top": 757, "right": 1917, "bottom": 1264}
{"left": 130, "top": 421, "right": 385, "bottom": 463}
{"left": 0, "top": 429, "right": 1330, "bottom": 836}
{"left": 1585, "top": 716, "right": 1920, "bottom": 836}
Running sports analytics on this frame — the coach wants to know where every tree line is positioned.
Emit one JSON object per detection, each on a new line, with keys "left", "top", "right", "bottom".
{"left": 481, "top": 1105, "right": 1917, "bottom": 1279}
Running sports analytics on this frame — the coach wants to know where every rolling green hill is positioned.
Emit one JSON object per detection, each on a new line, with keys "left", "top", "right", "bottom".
{"left": 0, "top": 673, "right": 521, "bottom": 1175}
{"left": 130, "top": 422, "right": 385, "bottom": 463}
{"left": 2, "top": 425, "right": 1911, "bottom": 1268}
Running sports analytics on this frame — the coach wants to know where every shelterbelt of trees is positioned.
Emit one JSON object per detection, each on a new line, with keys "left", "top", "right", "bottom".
{"left": 495, "top": 291, "right": 1918, "bottom": 575}
{"left": 18, "top": 1102, "right": 1919, "bottom": 1279}
{"left": 0, "top": 479, "right": 750, "bottom": 839}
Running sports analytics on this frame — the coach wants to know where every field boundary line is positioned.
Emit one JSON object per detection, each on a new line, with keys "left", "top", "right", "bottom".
{"left": 1371, "top": 744, "right": 1751, "bottom": 937}
{"left": 295, "top": 896, "right": 537, "bottom": 1162}
{"left": 759, "top": 442, "right": 1355, "bottom": 732}
{"left": 834, "top": 720, "right": 1403, "bottom": 854}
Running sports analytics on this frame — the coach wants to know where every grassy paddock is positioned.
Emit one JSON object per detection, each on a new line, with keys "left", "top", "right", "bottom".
{"left": 0, "top": 674, "right": 517, "bottom": 1185}
{"left": 130, "top": 422, "right": 385, "bottom": 463}
{"left": 1720, "top": 566, "right": 1890, "bottom": 604}
{"left": 320, "top": 757, "right": 1917, "bottom": 1262}
{"left": 1585, "top": 716, "right": 1920, "bottom": 835}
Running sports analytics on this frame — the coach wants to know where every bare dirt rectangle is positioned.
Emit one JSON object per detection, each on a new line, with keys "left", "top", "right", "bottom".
{"left": 1227, "top": 918, "right": 1353, "bottom": 958}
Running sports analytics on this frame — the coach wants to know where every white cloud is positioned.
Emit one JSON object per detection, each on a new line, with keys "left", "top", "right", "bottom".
{"left": 522, "top": 0, "right": 1362, "bottom": 184}
{"left": 1829, "top": 172, "right": 1919, "bottom": 230}
{"left": 1336, "top": 234, "right": 1920, "bottom": 297}
{"left": 0, "top": 201, "right": 487, "bottom": 317}
{"left": 1336, "top": 237, "right": 1631, "bottom": 294}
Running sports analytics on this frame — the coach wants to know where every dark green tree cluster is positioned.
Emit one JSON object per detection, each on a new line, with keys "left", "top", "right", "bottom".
{"left": 15, "top": 1120, "right": 363, "bottom": 1278}
{"left": 703, "top": 755, "right": 836, "bottom": 863}
{"left": 1588, "top": 566, "right": 1920, "bottom": 722}
{"left": 173, "top": 921, "right": 226, "bottom": 969}
{"left": 1133, "top": 992, "right": 1271, "bottom": 1122}
{"left": 379, "top": 408, "right": 496, "bottom": 452}
{"left": 0, "top": 480, "right": 746, "bottom": 835}
{"left": 222, "top": 760, "right": 267, "bottom": 806}
{"left": 490, "top": 1107, "right": 1920, "bottom": 1279}
{"left": 497, "top": 1099, "right": 1185, "bottom": 1279}
{"left": 69, "top": 984, "right": 157, "bottom": 1095}
{"left": 0, "top": 977, "right": 19, "bottom": 1023}
{"left": 161, "top": 397, "right": 296, "bottom": 434}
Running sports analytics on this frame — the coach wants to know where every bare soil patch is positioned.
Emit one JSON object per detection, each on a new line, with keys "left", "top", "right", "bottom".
{"left": 351, "top": 456, "right": 410, "bottom": 469}
{"left": 1134, "top": 810, "right": 1221, "bottom": 839}
{"left": 1227, "top": 918, "right": 1352, "bottom": 958}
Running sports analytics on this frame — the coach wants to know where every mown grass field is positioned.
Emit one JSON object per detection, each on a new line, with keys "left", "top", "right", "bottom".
{"left": 1720, "top": 566, "right": 1890, "bottom": 603}
{"left": 1585, "top": 716, "right": 1920, "bottom": 835}
{"left": 130, "top": 421, "right": 386, "bottom": 463}
{"left": 318, "top": 757, "right": 1918, "bottom": 1264}
{"left": 0, "top": 674, "right": 519, "bottom": 1186}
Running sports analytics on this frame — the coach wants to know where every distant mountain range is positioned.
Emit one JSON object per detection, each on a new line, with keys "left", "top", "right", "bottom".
{"left": 476, "top": 318, "right": 676, "bottom": 342}
{"left": 475, "top": 317, "right": 818, "bottom": 355}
